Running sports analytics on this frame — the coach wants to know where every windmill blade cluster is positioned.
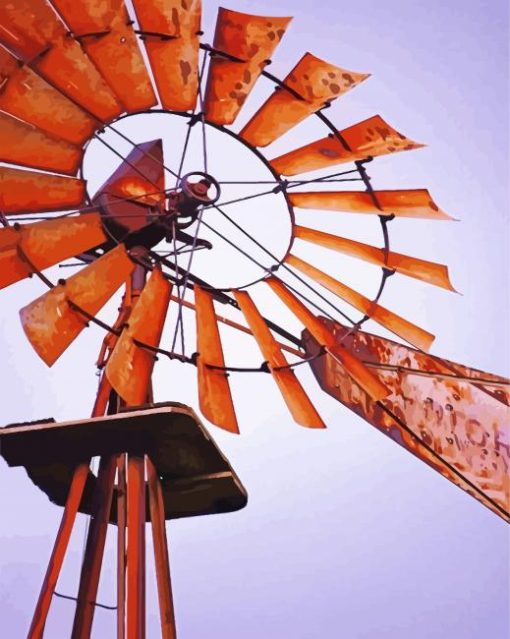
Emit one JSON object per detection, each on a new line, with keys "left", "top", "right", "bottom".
{"left": 0, "top": 0, "right": 507, "bottom": 526}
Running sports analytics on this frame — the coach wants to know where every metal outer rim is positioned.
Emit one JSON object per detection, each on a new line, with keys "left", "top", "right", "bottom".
{"left": 78, "top": 41, "right": 392, "bottom": 325}
{"left": 81, "top": 109, "right": 295, "bottom": 293}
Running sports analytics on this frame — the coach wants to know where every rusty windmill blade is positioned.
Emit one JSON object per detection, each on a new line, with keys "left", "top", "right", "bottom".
{"left": 195, "top": 285, "right": 239, "bottom": 433}
{"left": 241, "top": 53, "right": 369, "bottom": 147}
{"left": 0, "top": 46, "right": 97, "bottom": 145}
{"left": 0, "top": 168, "right": 86, "bottom": 215}
{"left": 286, "top": 254, "right": 435, "bottom": 351}
{"left": 0, "top": 0, "right": 122, "bottom": 123}
{"left": 50, "top": 0, "right": 157, "bottom": 113}
{"left": 132, "top": 0, "right": 201, "bottom": 112}
{"left": 289, "top": 189, "right": 455, "bottom": 220}
{"left": 266, "top": 277, "right": 390, "bottom": 401}
{"left": 234, "top": 290, "right": 325, "bottom": 428}
{"left": 0, "top": 213, "right": 107, "bottom": 290}
{"left": 203, "top": 8, "right": 292, "bottom": 125}
{"left": 271, "top": 115, "right": 425, "bottom": 176}
{"left": 0, "top": 111, "right": 83, "bottom": 175}
{"left": 294, "top": 225, "right": 456, "bottom": 291}
{"left": 106, "top": 268, "right": 172, "bottom": 406}
{"left": 20, "top": 245, "right": 135, "bottom": 366}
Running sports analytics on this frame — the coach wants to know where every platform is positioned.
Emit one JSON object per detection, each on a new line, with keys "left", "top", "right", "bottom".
{"left": 0, "top": 402, "right": 248, "bottom": 522}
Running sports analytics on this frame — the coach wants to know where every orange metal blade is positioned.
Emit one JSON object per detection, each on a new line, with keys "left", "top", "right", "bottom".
{"left": 266, "top": 277, "right": 389, "bottom": 401}
{"left": 51, "top": 0, "right": 157, "bottom": 113}
{"left": 203, "top": 8, "right": 292, "bottom": 125}
{"left": 0, "top": 213, "right": 107, "bottom": 290}
{"left": 0, "top": 167, "right": 86, "bottom": 215}
{"left": 106, "top": 268, "right": 172, "bottom": 406}
{"left": 286, "top": 254, "right": 435, "bottom": 351}
{"left": 132, "top": 0, "right": 201, "bottom": 111}
{"left": 0, "top": 0, "right": 122, "bottom": 122}
{"left": 195, "top": 285, "right": 239, "bottom": 433}
{"left": 294, "top": 225, "right": 455, "bottom": 291}
{"left": 20, "top": 245, "right": 134, "bottom": 365}
{"left": 0, "top": 0, "right": 65, "bottom": 59}
{"left": 289, "top": 189, "right": 454, "bottom": 220}
{"left": 0, "top": 111, "right": 82, "bottom": 175}
{"left": 241, "top": 53, "right": 369, "bottom": 147}
{"left": 271, "top": 115, "right": 425, "bottom": 176}
{"left": 0, "top": 46, "right": 97, "bottom": 145}
{"left": 234, "top": 290, "right": 324, "bottom": 428}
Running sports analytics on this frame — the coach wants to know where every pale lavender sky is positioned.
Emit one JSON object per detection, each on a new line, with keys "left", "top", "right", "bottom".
{"left": 0, "top": 1, "right": 508, "bottom": 638}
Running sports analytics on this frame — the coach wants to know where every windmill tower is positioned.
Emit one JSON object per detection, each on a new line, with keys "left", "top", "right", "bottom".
{"left": 0, "top": 1, "right": 508, "bottom": 637}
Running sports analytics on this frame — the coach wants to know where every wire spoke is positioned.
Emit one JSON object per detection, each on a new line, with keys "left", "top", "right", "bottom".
{"left": 170, "top": 50, "right": 210, "bottom": 353}
{"left": 210, "top": 203, "right": 356, "bottom": 324}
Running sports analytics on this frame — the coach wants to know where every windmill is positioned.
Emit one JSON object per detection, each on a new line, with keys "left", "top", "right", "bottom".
{"left": 0, "top": 1, "right": 508, "bottom": 638}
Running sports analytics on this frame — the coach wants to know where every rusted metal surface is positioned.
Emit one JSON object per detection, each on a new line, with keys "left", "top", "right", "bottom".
{"left": 241, "top": 52, "right": 369, "bottom": 147}
{"left": 107, "top": 268, "right": 172, "bottom": 406}
{"left": 204, "top": 8, "right": 291, "bottom": 125}
{"left": 0, "top": 0, "right": 122, "bottom": 122}
{"left": 0, "top": 46, "right": 96, "bottom": 145}
{"left": 1, "top": 403, "right": 248, "bottom": 520}
{"left": 71, "top": 455, "right": 118, "bottom": 639}
{"left": 0, "top": 111, "right": 82, "bottom": 175}
{"left": 147, "top": 457, "right": 177, "bottom": 639}
{"left": 286, "top": 253, "right": 435, "bottom": 351}
{"left": 27, "top": 462, "right": 90, "bottom": 639}
{"left": 302, "top": 319, "right": 510, "bottom": 522}
{"left": 0, "top": 213, "right": 106, "bottom": 290}
{"left": 95, "top": 139, "right": 165, "bottom": 234}
{"left": 234, "top": 289, "right": 324, "bottom": 428}
{"left": 294, "top": 225, "right": 455, "bottom": 291}
{"left": 127, "top": 455, "right": 146, "bottom": 639}
{"left": 0, "top": 167, "right": 86, "bottom": 215}
{"left": 266, "top": 277, "right": 389, "bottom": 401}
{"left": 195, "top": 286, "right": 239, "bottom": 433}
{"left": 117, "top": 454, "right": 127, "bottom": 639}
{"left": 20, "top": 244, "right": 134, "bottom": 366}
{"left": 289, "top": 189, "right": 454, "bottom": 220}
{"left": 51, "top": 0, "right": 157, "bottom": 113}
{"left": 271, "top": 115, "right": 425, "bottom": 176}
{"left": 133, "top": 0, "right": 201, "bottom": 111}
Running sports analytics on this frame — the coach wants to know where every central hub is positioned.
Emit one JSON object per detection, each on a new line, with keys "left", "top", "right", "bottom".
{"left": 82, "top": 113, "right": 293, "bottom": 290}
{"left": 92, "top": 137, "right": 220, "bottom": 251}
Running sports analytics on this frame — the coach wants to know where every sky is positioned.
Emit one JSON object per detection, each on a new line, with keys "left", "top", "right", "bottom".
{"left": 0, "top": 0, "right": 509, "bottom": 637}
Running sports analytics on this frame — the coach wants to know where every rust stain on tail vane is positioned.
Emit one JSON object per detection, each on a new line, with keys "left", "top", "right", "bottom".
{"left": 271, "top": 115, "right": 425, "bottom": 176}
{"left": 0, "top": 167, "right": 86, "bottom": 215}
{"left": 289, "top": 189, "right": 455, "bottom": 220}
{"left": 51, "top": 0, "right": 157, "bottom": 113}
{"left": 0, "top": 0, "right": 122, "bottom": 122}
{"left": 132, "top": 0, "right": 201, "bottom": 111}
{"left": 303, "top": 319, "right": 510, "bottom": 523}
{"left": 204, "top": 8, "right": 292, "bottom": 125}
{"left": 241, "top": 52, "right": 369, "bottom": 147}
